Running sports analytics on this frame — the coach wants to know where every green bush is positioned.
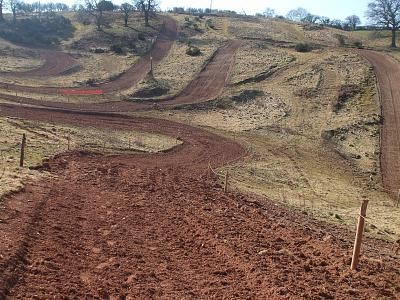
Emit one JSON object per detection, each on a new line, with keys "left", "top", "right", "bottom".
{"left": 295, "top": 43, "right": 312, "bottom": 52}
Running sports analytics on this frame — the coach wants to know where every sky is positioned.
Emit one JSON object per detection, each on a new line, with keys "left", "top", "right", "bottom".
{"left": 22, "top": 0, "right": 371, "bottom": 24}
{"left": 160, "top": 0, "right": 369, "bottom": 23}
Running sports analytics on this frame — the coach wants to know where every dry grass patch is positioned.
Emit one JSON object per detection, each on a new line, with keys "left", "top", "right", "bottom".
{"left": 230, "top": 42, "right": 295, "bottom": 84}
{"left": 147, "top": 46, "right": 397, "bottom": 239}
{"left": 0, "top": 47, "right": 43, "bottom": 73}
{"left": 0, "top": 52, "right": 139, "bottom": 88}
{"left": 0, "top": 117, "right": 180, "bottom": 199}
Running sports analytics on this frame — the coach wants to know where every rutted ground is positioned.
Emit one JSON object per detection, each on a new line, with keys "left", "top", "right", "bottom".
{"left": 0, "top": 107, "right": 398, "bottom": 298}
{"left": 152, "top": 43, "right": 400, "bottom": 239}
{"left": 0, "top": 13, "right": 399, "bottom": 299}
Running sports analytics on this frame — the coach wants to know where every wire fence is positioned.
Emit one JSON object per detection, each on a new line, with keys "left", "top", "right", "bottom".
{"left": 209, "top": 160, "right": 400, "bottom": 257}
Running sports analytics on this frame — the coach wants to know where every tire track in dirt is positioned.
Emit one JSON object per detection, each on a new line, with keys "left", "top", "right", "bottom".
{"left": 0, "top": 16, "right": 178, "bottom": 94}
{"left": 0, "top": 50, "right": 79, "bottom": 77}
{"left": 0, "top": 107, "right": 398, "bottom": 297}
{"left": 359, "top": 50, "right": 400, "bottom": 198}
{"left": 0, "top": 44, "right": 399, "bottom": 298}
{"left": 163, "top": 40, "right": 241, "bottom": 105}
{"left": 0, "top": 40, "right": 241, "bottom": 112}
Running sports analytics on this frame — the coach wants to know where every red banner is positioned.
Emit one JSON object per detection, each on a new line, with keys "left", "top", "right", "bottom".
{"left": 58, "top": 89, "right": 104, "bottom": 95}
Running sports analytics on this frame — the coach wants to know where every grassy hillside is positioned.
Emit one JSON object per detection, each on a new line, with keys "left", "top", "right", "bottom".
{"left": 0, "top": 12, "right": 399, "bottom": 240}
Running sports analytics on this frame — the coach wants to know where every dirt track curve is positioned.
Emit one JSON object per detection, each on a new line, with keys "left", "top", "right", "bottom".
{"left": 0, "top": 38, "right": 399, "bottom": 297}
{"left": 360, "top": 50, "right": 400, "bottom": 198}
{"left": 0, "top": 39, "right": 241, "bottom": 111}
{"left": 1, "top": 50, "right": 78, "bottom": 77}
{"left": 0, "top": 105, "right": 399, "bottom": 298}
{"left": 0, "top": 16, "right": 177, "bottom": 94}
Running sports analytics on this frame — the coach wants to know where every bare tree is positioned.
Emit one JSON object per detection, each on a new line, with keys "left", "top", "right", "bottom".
{"left": 263, "top": 8, "right": 275, "bottom": 18}
{"left": 319, "top": 16, "right": 331, "bottom": 26}
{"left": 345, "top": 15, "right": 361, "bottom": 30}
{"left": 286, "top": 7, "right": 308, "bottom": 22}
{"left": 367, "top": 0, "right": 400, "bottom": 47}
{"left": 0, "top": 0, "right": 4, "bottom": 21}
{"left": 8, "top": 0, "right": 21, "bottom": 22}
{"left": 302, "top": 13, "right": 320, "bottom": 24}
{"left": 85, "top": 0, "right": 114, "bottom": 30}
{"left": 134, "top": 0, "right": 158, "bottom": 26}
{"left": 120, "top": 2, "right": 134, "bottom": 26}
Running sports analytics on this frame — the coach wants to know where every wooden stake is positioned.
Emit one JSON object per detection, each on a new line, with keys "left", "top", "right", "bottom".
{"left": 19, "top": 133, "right": 26, "bottom": 167}
{"left": 351, "top": 199, "right": 369, "bottom": 271}
{"left": 224, "top": 170, "right": 229, "bottom": 193}
{"left": 150, "top": 56, "right": 153, "bottom": 73}
{"left": 67, "top": 133, "right": 70, "bottom": 150}
{"left": 396, "top": 189, "right": 400, "bottom": 208}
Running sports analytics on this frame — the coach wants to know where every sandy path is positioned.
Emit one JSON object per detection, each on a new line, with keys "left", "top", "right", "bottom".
{"left": 360, "top": 50, "right": 400, "bottom": 198}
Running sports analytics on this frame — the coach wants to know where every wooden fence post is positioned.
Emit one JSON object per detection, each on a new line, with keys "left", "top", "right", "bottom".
{"left": 150, "top": 56, "right": 153, "bottom": 73}
{"left": 351, "top": 199, "right": 369, "bottom": 271}
{"left": 20, "top": 133, "right": 26, "bottom": 167}
{"left": 224, "top": 170, "right": 229, "bottom": 193}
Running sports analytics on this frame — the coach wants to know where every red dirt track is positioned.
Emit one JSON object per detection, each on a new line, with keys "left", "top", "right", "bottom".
{"left": 0, "top": 16, "right": 177, "bottom": 94}
{"left": 360, "top": 50, "right": 400, "bottom": 198}
{"left": 0, "top": 34, "right": 399, "bottom": 297}
{"left": 1, "top": 50, "right": 78, "bottom": 77}
{"left": 0, "top": 39, "right": 241, "bottom": 112}
{"left": 0, "top": 105, "right": 399, "bottom": 298}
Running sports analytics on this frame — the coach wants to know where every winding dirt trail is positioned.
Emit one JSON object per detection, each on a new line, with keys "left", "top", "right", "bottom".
{"left": 0, "top": 40, "right": 399, "bottom": 298}
{"left": 0, "top": 16, "right": 178, "bottom": 94}
{"left": 0, "top": 39, "right": 241, "bottom": 112}
{"left": 0, "top": 50, "right": 78, "bottom": 77}
{"left": 360, "top": 50, "right": 400, "bottom": 198}
{"left": 0, "top": 105, "right": 399, "bottom": 298}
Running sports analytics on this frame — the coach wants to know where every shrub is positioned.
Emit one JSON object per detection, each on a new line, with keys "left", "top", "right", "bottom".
{"left": 86, "top": 78, "right": 96, "bottom": 86}
{"left": 295, "top": 43, "right": 312, "bottom": 52}
{"left": 138, "top": 32, "right": 146, "bottom": 41}
{"left": 110, "top": 44, "right": 124, "bottom": 54}
{"left": 353, "top": 40, "right": 363, "bottom": 49}
{"left": 193, "top": 23, "right": 202, "bottom": 32}
{"left": 186, "top": 46, "right": 201, "bottom": 56}
{"left": 335, "top": 34, "right": 347, "bottom": 46}
{"left": 231, "top": 90, "right": 264, "bottom": 103}
{"left": 0, "top": 15, "right": 75, "bottom": 47}
{"left": 206, "top": 19, "right": 216, "bottom": 29}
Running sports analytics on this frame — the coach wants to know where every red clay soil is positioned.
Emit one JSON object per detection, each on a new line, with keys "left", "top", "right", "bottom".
{"left": 0, "top": 105, "right": 399, "bottom": 299}
{"left": 1, "top": 50, "right": 79, "bottom": 77}
{"left": 0, "top": 16, "right": 178, "bottom": 94}
{"left": 0, "top": 40, "right": 241, "bottom": 112}
{"left": 163, "top": 40, "right": 241, "bottom": 105}
{"left": 360, "top": 50, "right": 400, "bottom": 198}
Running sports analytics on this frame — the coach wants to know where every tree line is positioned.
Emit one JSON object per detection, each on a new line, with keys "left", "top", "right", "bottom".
{"left": 262, "top": 0, "right": 400, "bottom": 48}
{"left": 0, "top": 0, "right": 159, "bottom": 29}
